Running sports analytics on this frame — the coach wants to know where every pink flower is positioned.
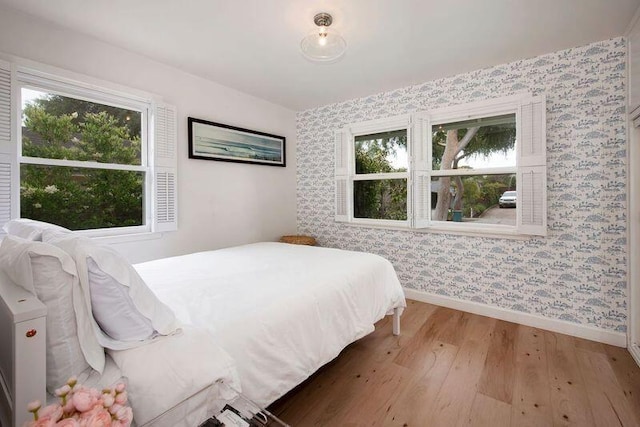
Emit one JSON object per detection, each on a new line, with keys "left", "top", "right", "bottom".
{"left": 26, "top": 380, "right": 131, "bottom": 427}
{"left": 62, "top": 398, "right": 75, "bottom": 414}
{"left": 55, "top": 385, "right": 71, "bottom": 398}
{"left": 39, "top": 405, "right": 63, "bottom": 422}
{"left": 72, "top": 389, "right": 96, "bottom": 413}
{"left": 114, "top": 392, "right": 127, "bottom": 405}
{"left": 114, "top": 406, "right": 132, "bottom": 424}
{"left": 82, "top": 408, "right": 112, "bottom": 427}
{"left": 29, "top": 416, "right": 56, "bottom": 427}
{"left": 55, "top": 419, "right": 79, "bottom": 427}
{"left": 101, "top": 394, "right": 115, "bottom": 408}
{"left": 27, "top": 400, "right": 42, "bottom": 413}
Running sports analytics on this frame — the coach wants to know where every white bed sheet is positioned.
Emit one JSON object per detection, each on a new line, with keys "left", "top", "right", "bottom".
{"left": 134, "top": 242, "right": 406, "bottom": 407}
{"left": 109, "top": 326, "right": 239, "bottom": 427}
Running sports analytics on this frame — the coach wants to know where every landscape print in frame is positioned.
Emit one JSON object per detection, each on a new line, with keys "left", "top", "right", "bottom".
{"left": 188, "top": 117, "right": 286, "bottom": 167}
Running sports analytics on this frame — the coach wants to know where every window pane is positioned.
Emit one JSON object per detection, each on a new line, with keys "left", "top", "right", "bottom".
{"left": 431, "top": 174, "right": 516, "bottom": 226}
{"left": 21, "top": 164, "right": 144, "bottom": 230}
{"left": 354, "top": 179, "right": 407, "bottom": 220}
{"left": 355, "top": 129, "right": 408, "bottom": 174}
{"left": 21, "top": 88, "right": 142, "bottom": 165}
{"left": 432, "top": 114, "right": 516, "bottom": 171}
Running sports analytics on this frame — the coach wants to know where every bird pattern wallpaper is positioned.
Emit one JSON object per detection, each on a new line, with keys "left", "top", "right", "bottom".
{"left": 296, "top": 37, "right": 628, "bottom": 333}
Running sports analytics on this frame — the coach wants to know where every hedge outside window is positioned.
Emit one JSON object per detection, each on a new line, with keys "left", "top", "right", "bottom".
{"left": 20, "top": 88, "right": 145, "bottom": 231}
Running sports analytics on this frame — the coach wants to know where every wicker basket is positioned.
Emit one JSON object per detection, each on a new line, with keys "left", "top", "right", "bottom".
{"left": 279, "top": 235, "right": 317, "bottom": 246}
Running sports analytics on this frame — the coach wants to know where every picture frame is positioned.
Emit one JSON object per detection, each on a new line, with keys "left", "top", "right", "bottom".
{"left": 188, "top": 117, "right": 286, "bottom": 167}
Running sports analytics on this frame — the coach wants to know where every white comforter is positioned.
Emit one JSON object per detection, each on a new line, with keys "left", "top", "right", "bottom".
{"left": 134, "top": 242, "right": 406, "bottom": 407}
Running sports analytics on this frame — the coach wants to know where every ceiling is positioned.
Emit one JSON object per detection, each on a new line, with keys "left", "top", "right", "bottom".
{"left": 1, "top": 0, "right": 639, "bottom": 110}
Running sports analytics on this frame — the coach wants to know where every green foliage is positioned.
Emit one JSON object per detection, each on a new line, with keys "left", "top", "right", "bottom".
{"left": 21, "top": 96, "right": 143, "bottom": 230}
{"left": 432, "top": 122, "right": 516, "bottom": 170}
{"left": 458, "top": 175, "right": 512, "bottom": 218}
{"left": 354, "top": 135, "right": 407, "bottom": 220}
{"left": 31, "top": 94, "right": 141, "bottom": 139}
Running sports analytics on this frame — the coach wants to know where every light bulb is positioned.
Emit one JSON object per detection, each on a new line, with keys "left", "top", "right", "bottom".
{"left": 318, "top": 26, "right": 328, "bottom": 46}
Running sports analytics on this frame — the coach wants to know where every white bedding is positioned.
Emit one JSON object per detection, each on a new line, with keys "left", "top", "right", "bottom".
{"left": 134, "top": 242, "right": 406, "bottom": 407}
{"left": 109, "top": 326, "right": 239, "bottom": 427}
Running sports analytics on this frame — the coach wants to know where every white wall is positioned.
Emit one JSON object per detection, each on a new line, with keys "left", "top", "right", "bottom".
{"left": 0, "top": 6, "right": 298, "bottom": 263}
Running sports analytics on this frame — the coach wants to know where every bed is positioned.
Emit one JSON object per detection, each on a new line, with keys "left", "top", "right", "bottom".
{"left": 0, "top": 231, "right": 405, "bottom": 427}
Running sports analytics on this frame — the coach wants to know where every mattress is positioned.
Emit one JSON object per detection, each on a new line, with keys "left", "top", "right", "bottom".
{"left": 134, "top": 242, "right": 406, "bottom": 407}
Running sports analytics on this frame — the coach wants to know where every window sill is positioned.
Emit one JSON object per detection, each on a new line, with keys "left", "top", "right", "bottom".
{"left": 90, "top": 231, "right": 164, "bottom": 245}
{"left": 343, "top": 220, "right": 533, "bottom": 240}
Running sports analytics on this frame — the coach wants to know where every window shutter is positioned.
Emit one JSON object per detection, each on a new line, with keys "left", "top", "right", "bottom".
{"left": 519, "top": 96, "right": 546, "bottom": 167}
{"left": 335, "top": 130, "right": 350, "bottom": 222}
{"left": 517, "top": 96, "right": 546, "bottom": 236}
{"left": 412, "top": 171, "right": 431, "bottom": 228}
{"left": 153, "top": 103, "right": 178, "bottom": 232}
{"left": 517, "top": 166, "right": 547, "bottom": 236}
{"left": 0, "top": 60, "right": 11, "bottom": 146}
{"left": 412, "top": 113, "right": 430, "bottom": 228}
{"left": 412, "top": 113, "right": 430, "bottom": 171}
{"left": 0, "top": 61, "right": 16, "bottom": 234}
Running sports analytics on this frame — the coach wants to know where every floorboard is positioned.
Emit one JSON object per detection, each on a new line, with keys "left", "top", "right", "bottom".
{"left": 268, "top": 300, "right": 640, "bottom": 427}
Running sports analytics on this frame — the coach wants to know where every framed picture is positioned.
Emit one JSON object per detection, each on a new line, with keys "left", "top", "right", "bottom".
{"left": 188, "top": 117, "right": 286, "bottom": 167}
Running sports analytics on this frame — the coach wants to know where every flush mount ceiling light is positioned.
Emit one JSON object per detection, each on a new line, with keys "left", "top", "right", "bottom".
{"left": 300, "top": 12, "right": 347, "bottom": 62}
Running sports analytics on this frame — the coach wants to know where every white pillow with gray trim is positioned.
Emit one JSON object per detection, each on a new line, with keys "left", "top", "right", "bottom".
{"left": 43, "top": 230, "right": 179, "bottom": 350}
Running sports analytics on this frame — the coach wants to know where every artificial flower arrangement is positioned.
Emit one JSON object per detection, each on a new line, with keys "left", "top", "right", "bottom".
{"left": 24, "top": 377, "right": 132, "bottom": 427}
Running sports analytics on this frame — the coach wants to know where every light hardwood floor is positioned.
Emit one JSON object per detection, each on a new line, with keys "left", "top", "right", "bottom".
{"left": 269, "top": 300, "right": 640, "bottom": 427}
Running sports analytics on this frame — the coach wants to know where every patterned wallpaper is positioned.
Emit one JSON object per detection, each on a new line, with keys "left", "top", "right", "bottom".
{"left": 295, "top": 38, "right": 628, "bottom": 333}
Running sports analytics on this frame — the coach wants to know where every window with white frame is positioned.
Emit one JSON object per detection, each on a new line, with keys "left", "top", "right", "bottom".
{"left": 335, "top": 94, "right": 547, "bottom": 236}
{"left": 0, "top": 60, "right": 178, "bottom": 236}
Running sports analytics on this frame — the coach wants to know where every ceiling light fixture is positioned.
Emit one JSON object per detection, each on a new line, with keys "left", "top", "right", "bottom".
{"left": 300, "top": 12, "right": 346, "bottom": 63}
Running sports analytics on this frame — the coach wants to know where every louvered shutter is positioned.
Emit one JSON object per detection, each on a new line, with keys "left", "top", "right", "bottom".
{"left": 0, "top": 61, "right": 15, "bottom": 233}
{"left": 335, "top": 129, "right": 350, "bottom": 222}
{"left": 0, "top": 61, "right": 10, "bottom": 146}
{"left": 519, "top": 96, "right": 546, "bottom": 167}
{"left": 412, "top": 113, "right": 431, "bottom": 228}
{"left": 517, "top": 96, "right": 547, "bottom": 236}
{"left": 153, "top": 103, "right": 178, "bottom": 232}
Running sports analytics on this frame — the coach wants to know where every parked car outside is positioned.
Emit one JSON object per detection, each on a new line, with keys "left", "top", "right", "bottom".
{"left": 499, "top": 191, "right": 517, "bottom": 208}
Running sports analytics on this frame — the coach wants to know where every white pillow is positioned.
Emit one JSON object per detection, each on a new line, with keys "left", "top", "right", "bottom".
{"left": 0, "top": 236, "right": 104, "bottom": 391}
{"left": 3, "top": 218, "right": 71, "bottom": 241}
{"left": 87, "top": 257, "right": 155, "bottom": 341}
{"left": 43, "top": 230, "right": 179, "bottom": 350}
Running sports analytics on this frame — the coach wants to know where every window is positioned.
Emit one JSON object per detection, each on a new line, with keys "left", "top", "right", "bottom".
{"left": 20, "top": 88, "right": 146, "bottom": 231}
{"left": 0, "top": 60, "right": 178, "bottom": 236}
{"left": 335, "top": 94, "right": 547, "bottom": 236}
{"left": 429, "top": 114, "right": 517, "bottom": 226}
{"left": 354, "top": 129, "right": 408, "bottom": 221}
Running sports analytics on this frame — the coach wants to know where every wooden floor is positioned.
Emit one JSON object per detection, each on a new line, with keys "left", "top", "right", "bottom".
{"left": 269, "top": 300, "right": 640, "bottom": 427}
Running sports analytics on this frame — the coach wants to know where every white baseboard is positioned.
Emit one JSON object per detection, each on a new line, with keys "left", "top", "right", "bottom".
{"left": 403, "top": 288, "right": 627, "bottom": 348}
{"left": 629, "top": 343, "right": 640, "bottom": 367}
